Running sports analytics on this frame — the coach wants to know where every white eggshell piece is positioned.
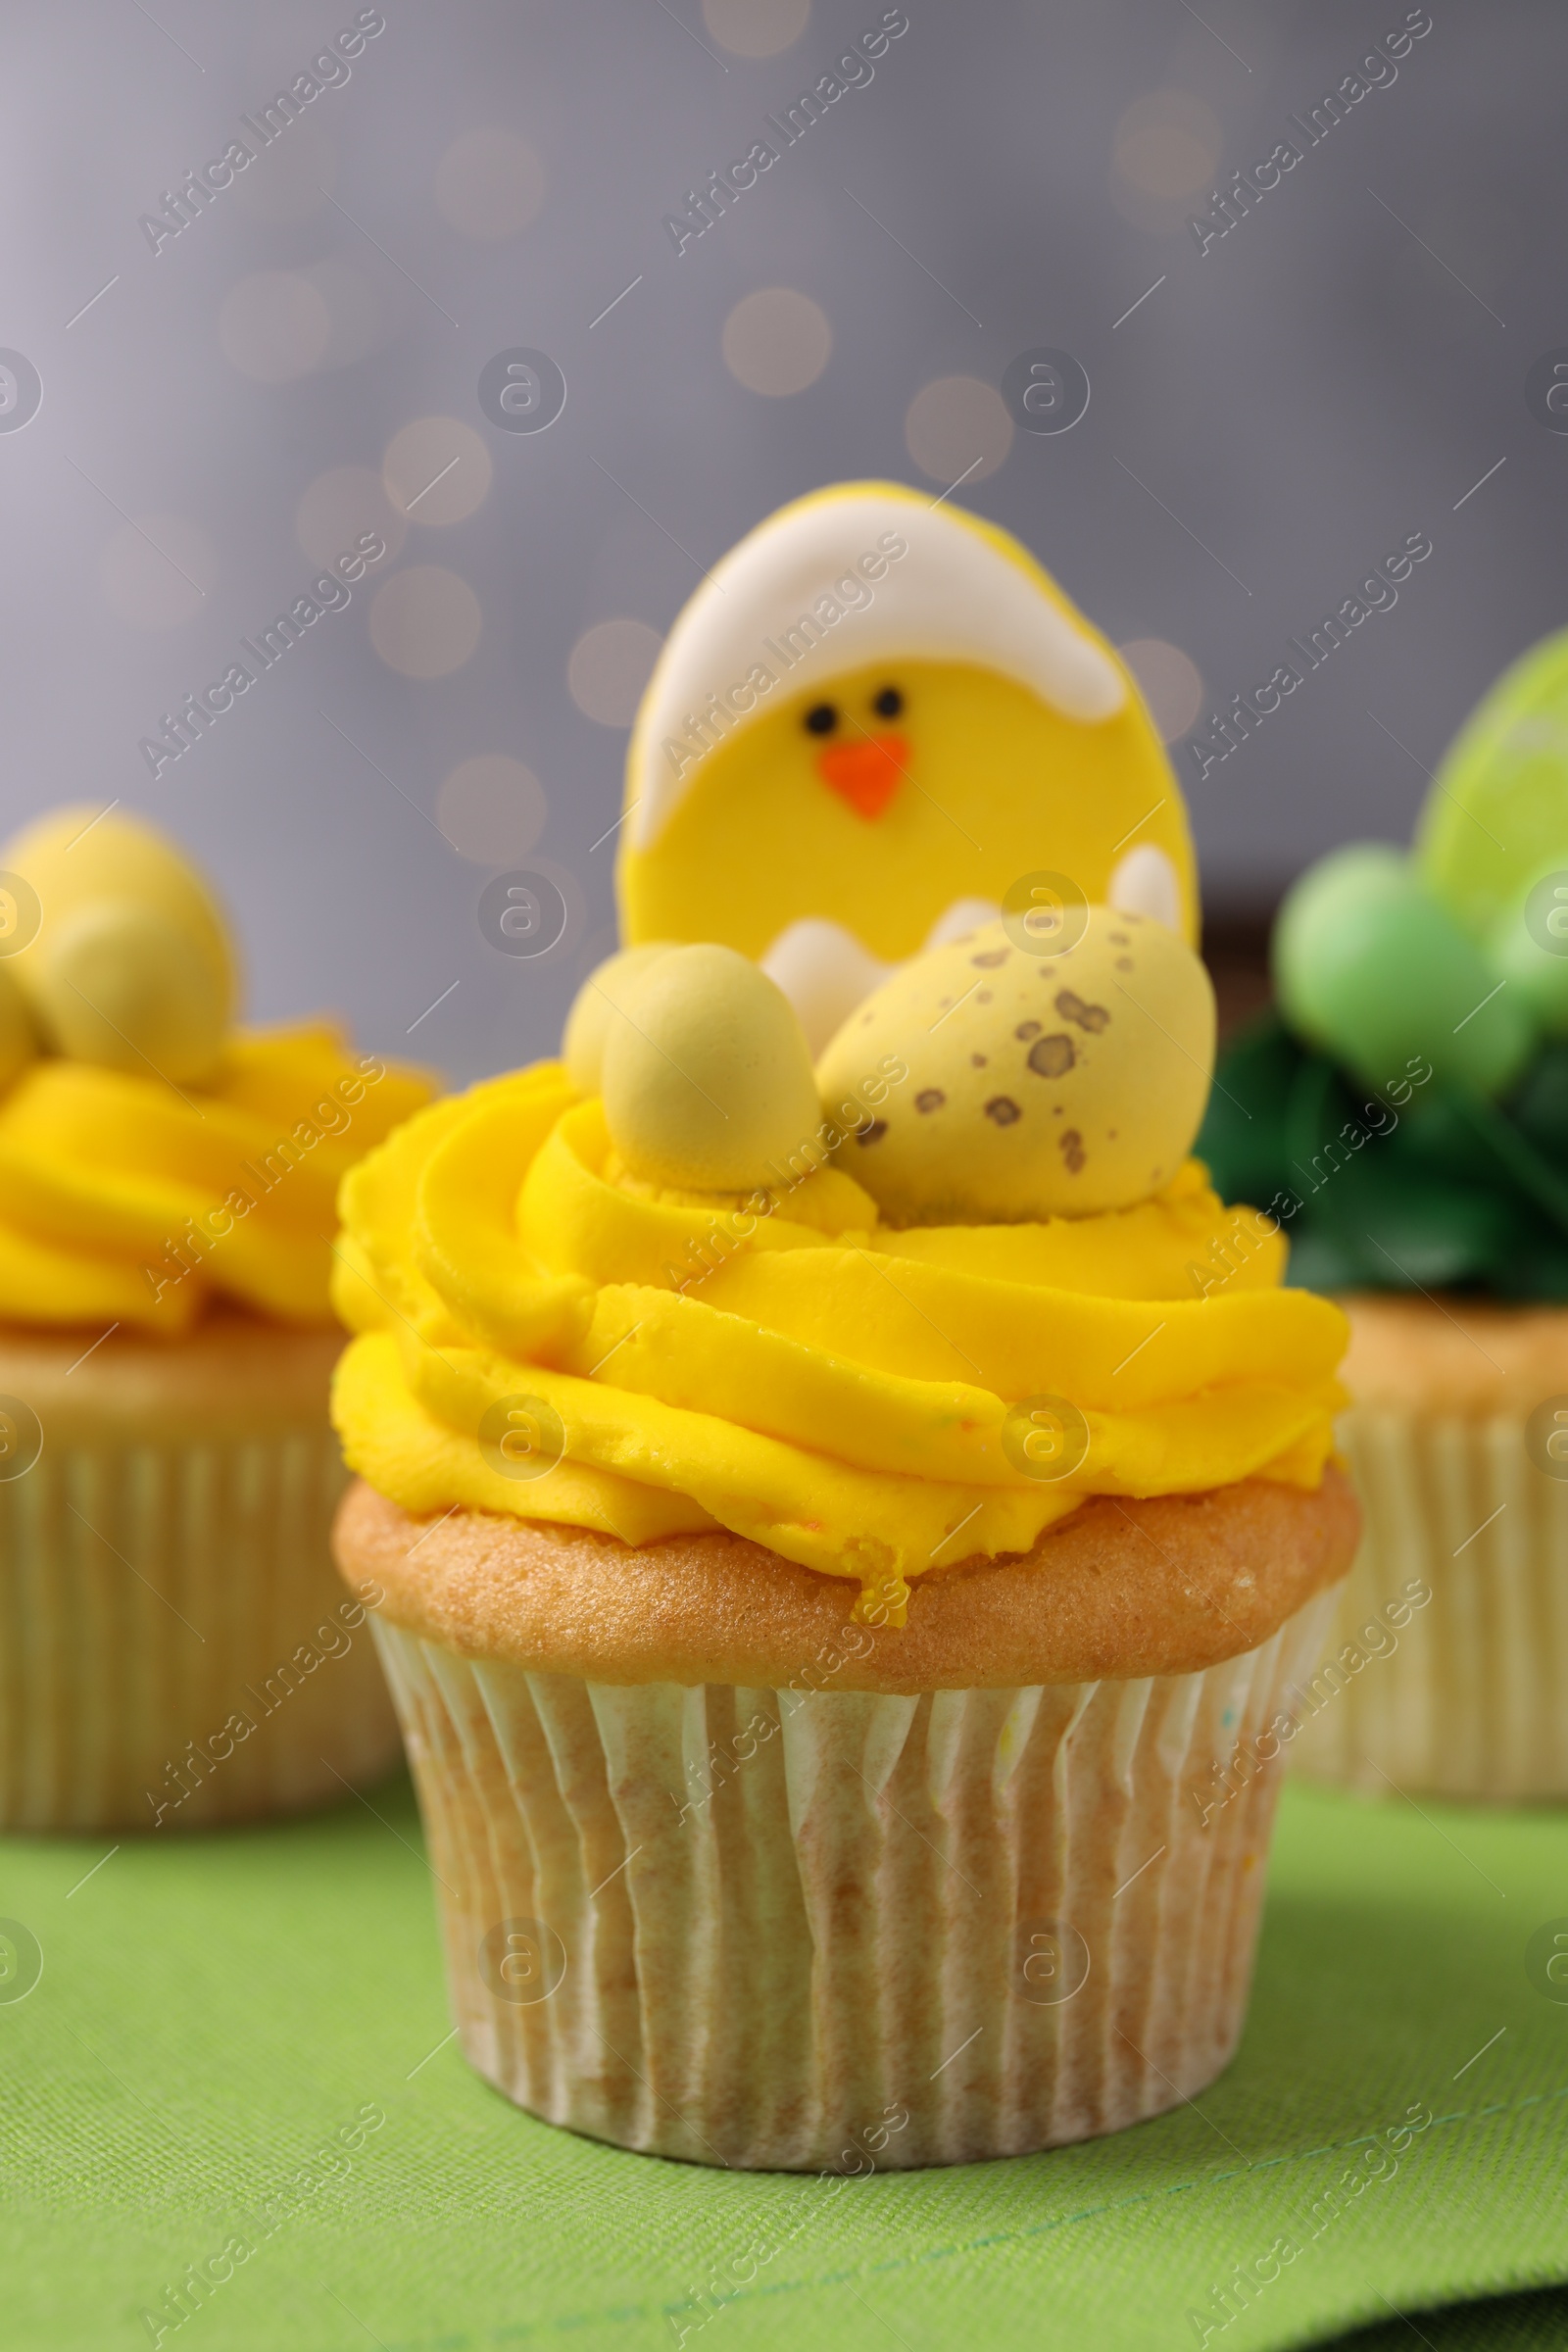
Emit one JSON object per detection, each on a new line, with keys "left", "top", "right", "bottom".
{"left": 1107, "top": 844, "right": 1182, "bottom": 933}
{"left": 761, "top": 918, "right": 894, "bottom": 1057}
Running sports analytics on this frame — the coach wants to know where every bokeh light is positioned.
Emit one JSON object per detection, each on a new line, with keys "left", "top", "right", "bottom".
{"left": 904, "top": 374, "right": 1013, "bottom": 485}
{"left": 368, "top": 566, "right": 483, "bottom": 679}
{"left": 567, "top": 618, "right": 663, "bottom": 727}
{"left": 1111, "top": 91, "right": 1222, "bottom": 233}
{"left": 382, "top": 418, "right": 493, "bottom": 527}
{"left": 721, "top": 288, "right": 832, "bottom": 396}
{"left": 1119, "top": 637, "right": 1205, "bottom": 743}
{"left": 436, "top": 754, "right": 548, "bottom": 865}
{"left": 701, "top": 0, "right": 810, "bottom": 59}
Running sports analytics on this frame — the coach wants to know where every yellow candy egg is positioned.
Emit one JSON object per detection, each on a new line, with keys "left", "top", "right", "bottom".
{"left": 2, "top": 808, "right": 235, "bottom": 1083}
{"left": 32, "top": 902, "right": 230, "bottom": 1082}
{"left": 816, "top": 908, "right": 1214, "bottom": 1222}
{"left": 562, "top": 942, "right": 674, "bottom": 1095}
{"left": 601, "top": 943, "right": 821, "bottom": 1192}
{"left": 0, "top": 962, "right": 35, "bottom": 1091}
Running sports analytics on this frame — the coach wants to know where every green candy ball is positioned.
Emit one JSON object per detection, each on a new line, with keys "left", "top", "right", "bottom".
{"left": 1489, "top": 872, "right": 1568, "bottom": 1036}
{"left": 1274, "top": 845, "right": 1533, "bottom": 1098}
{"left": 601, "top": 943, "right": 822, "bottom": 1192}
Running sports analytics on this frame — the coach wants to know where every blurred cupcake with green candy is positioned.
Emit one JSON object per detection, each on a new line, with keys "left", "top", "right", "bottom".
{"left": 0, "top": 807, "right": 431, "bottom": 1831}
{"left": 1200, "top": 626, "right": 1568, "bottom": 1800}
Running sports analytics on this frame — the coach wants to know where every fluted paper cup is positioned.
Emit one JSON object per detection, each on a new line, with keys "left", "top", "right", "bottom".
{"left": 373, "top": 1588, "right": 1336, "bottom": 2172}
{"left": 1293, "top": 1405, "right": 1568, "bottom": 1800}
{"left": 0, "top": 1321, "right": 402, "bottom": 1833}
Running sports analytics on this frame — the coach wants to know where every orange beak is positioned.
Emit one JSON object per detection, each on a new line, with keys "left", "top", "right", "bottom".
{"left": 814, "top": 733, "right": 909, "bottom": 821}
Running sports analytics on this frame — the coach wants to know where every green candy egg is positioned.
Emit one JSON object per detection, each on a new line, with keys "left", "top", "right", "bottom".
{"left": 0, "top": 963, "right": 34, "bottom": 1092}
{"left": 1417, "top": 625, "right": 1568, "bottom": 942}
{"left": 562, "top": 943, "right": 675, "bottom": 1095}
{"left": 1275, "top": 845, "right": 1532, "bottom": 1097}
{"left": 1490, "top": 873, "right": 1568, "bottom": 1036}
{"left": 816, "top": 908, "right": 1214, "bottom": 1223}
{"left": 601, "top": 943, "right": 821, "bottom": 1192}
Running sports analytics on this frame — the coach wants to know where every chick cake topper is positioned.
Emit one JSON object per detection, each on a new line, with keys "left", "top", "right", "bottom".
{"left": 616, "top": 482, "right": 1199, "bottom": 1049}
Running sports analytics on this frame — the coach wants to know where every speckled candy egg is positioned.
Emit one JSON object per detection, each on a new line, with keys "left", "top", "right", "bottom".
{"left": 816, "top": 908, "right": 1215, "bottom": 1222}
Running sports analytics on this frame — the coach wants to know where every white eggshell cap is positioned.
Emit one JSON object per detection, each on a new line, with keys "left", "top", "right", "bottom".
{"left": 626, "top": 484, "right": 1127, "bottom": 853}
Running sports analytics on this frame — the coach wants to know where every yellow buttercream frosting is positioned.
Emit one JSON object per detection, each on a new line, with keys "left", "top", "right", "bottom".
{"left": 0, "top": 1026, "right": 431, "bottom": 1333}
{"left": 329, "top": 1060, "right": 1348, "bottom": 1624}
{"left": 0, "top": 806, "right": 433, "bottom": 1335}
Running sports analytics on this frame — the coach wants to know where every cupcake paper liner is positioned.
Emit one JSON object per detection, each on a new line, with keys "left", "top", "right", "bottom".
{"left": 1294, "top": 1407, "right": 1568, "bottom": 1801}
{"left": 0, "top": 1422, "right": 401, "bottom": 1832}
{"left": 374, "top": 1587, "right": 1336, "bottom": 2172}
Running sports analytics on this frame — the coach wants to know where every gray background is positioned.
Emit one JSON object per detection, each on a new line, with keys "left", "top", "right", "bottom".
{"left": 0, "top": 0, "right": 1558, "bottom": 1085}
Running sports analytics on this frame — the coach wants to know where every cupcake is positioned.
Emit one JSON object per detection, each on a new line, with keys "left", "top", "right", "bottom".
{"left": 329, "top": 488, "right": 1356, "bottom": 2170}
{"left": 1200, "top": 628, "right": 1568, "bottom": 1800}
{"left": 0, "top": 807, "right": 430, "bottom": 1831}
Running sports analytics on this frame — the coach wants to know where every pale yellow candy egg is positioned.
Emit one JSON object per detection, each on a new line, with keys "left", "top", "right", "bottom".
{"left": 32, "top": 902, "right": 230, "bottom": 1082}
{"left": 1, "top": 808, "right": 235, "bottom": 1083}
{"left": 562, "top": 942, "right": 674, "bottom": 1095}
{"left": 816, "top": 908, "right": 1214, "bottom": 1222}
{"left": 0, "top": 963, "right": 35, "bottom": 1091}
{"left": 601, "top": 943, "right": 822, "bottom": 1191}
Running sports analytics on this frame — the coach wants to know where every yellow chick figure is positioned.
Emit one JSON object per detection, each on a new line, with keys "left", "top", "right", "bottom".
{"left": 816, "top": 908, "right": 1215, "bottom": 1224}
{"left": 617, "top": 482, "right": 1197, "bottom": 1051}
{"left": 1, "top": 806, "right": 236, "bottom": 1084}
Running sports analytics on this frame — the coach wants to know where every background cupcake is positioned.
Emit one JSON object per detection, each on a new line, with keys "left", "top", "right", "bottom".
{"left": 332, "top": 909, "right": 1355, "bottom": 2169}
{"left": 0, "top": 806, "right": 430, "bottom": 1831}
{"left": 1200, "top": 628, "right": 1568, "bottom": 1801}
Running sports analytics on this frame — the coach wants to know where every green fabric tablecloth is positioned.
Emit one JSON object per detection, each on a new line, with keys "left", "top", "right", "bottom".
{"left": 3, "top": 1772, "right": 1566, "bottom": 2351}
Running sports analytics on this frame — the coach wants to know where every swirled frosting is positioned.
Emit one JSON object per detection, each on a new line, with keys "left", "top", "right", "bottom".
{"left": 330, "top": 1061, "right": 1347, "bottom": 1624}
{"left": 0, "top": 1026, "right": 431, "bottom": 1332}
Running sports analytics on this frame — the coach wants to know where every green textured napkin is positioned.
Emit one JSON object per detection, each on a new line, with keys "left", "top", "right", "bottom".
{"left": 3, "top": 1773, "right": 1566, "bottom": 2352}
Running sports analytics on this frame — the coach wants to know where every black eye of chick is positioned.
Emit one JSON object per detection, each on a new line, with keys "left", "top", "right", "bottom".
{"left": 804, "top": 703, "right": 838, "bottom": 735}
{"left": 872, "top": 685, "right": 904, "bottom": 718}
